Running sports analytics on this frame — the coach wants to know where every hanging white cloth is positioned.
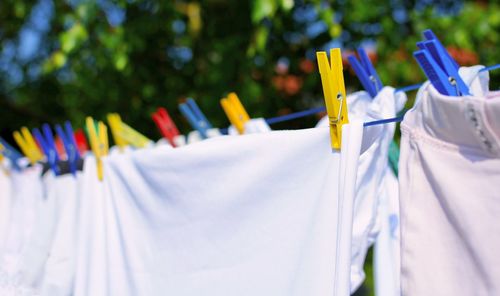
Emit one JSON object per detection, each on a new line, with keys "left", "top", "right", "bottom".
{"left": 72, "top": 123, "right": 367, "bottom": 296}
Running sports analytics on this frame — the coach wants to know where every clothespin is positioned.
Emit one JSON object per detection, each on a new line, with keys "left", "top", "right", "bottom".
{"left": 413, "top": 50, "right": 457, "bottom": 96}
{"left": 32, "top": 124, "right": 61, "bottom": 175}
{"left": 179, "top": 98, "right": 213, "bottom": 139}
{"left": 422, "top": 29, "right": 459, "bottom": 70}
{"left": 152, "top": 107, "right": 180, "bottom": 147}
{"left": 86, "top": 117, "right": 108, "bottom": 181}
{"left": 347, "top": 47, "right": 383, "bottom": 98}
{"left": 220, "top": 92, "right": 250, "bottom": 135}
{"left": 13, "top": 127, "right": 44, "bottom": 165}
{"left": 0, "top": 137, "right": 23, "bottom": 170}
{"left": 107, "top": 113, "right": 151, "bottom": 149}
{"left": 55, "top": 121, "right": 81, "bottom": 176}
{"left": 107, "top": 113, "right": 128, "bottom": 151}
{"left": 74, "top": 129, "right": 89, "bottom": 155}
{"left": 413, "top": 29, "right": 470, "bottom": 96}
{"left": 316, "top": 48, "right": 349, "bottom": 150}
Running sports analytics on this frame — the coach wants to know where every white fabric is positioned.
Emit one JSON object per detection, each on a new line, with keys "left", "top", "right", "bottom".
{"left": 335, "top": 122, "right": 364, "bottom": 296}
{"left": 187, "top": 128, "right": 221, "bottom": 144}
{"left": 399, "top": 67, "right": 500, "bottom": 296}
{"left": 349, "top": 88, "right": 405, "bottom": 293}
{"left": 73, "top": 123, "right": 368, "bottom": 296}
{"left": 374, "top": 168, "right": 400, "bottom": 296}
{"left": 0, "top": 168, "right": 11, "bottom": 254}
{"left": 228, "top": 118, "right": 272, "bottom": 135}
{"left": 0, "top": 166, "right": 44, "bottom": 295}
{"left": 156, "top": 135, "right": 187, "bottom": 148}
{"left": 459, "top": 65, "right": 490, "bottom": 96}
{"left": 317, "top": 87, "right": 406, "bottom": 293}
{"left": 72, "top": 156, "right": 110, "bottom": 296}
{"left": 173, "top": 135, "right": 187, "bottom": 147}
{"left": 18, "top": 173, "right": 65, "bottom": 289}
{"left": 39, "top": 173, "right": 81, "bottom": 296}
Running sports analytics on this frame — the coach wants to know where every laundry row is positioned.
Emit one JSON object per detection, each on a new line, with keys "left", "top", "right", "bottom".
{"left": 0, "top": 29, "right": 499, "bottom": 295}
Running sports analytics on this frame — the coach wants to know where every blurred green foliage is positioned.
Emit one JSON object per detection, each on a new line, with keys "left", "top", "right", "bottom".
{"left": 0, "top": 1, "right": 498, "bottom": 295}
{"left": 0, "top": 0, "right": 498, "bottom": 139}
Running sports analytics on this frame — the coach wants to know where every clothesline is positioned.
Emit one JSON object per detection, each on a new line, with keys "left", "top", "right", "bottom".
{"left": 263, "top": 63, "right": 499, "bottom": 128}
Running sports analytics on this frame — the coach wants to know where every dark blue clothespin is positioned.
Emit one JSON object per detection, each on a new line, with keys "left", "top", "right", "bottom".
{"left": 33, "top": 124, "right": 60, "bottom": 175}
{"left": 414, "top": 50, "right": 457, "bottom": 96}
{"left": 55, "top": 121, "right": 80, "bottom": 176}
{"left": 347, "top": 47, "right": 383, "bottom": 98}
{"left": 413, "top": 29, "right": 470, "bottom": 96}
{"left": 0, "top": 137, "right": 23, "bottom": 170}
{"left": 179, "top": 98, "right": 213, "bottom": 139}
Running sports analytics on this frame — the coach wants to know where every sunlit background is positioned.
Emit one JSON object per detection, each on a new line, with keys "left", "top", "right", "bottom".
{"left": 1, "top": 0, "right": 498, "bottom": 137}
{"left": 0, "top": 0, "right": 498, "bottom": 294}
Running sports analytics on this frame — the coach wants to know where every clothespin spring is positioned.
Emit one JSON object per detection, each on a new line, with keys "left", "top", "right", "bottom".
{"left": 331, "top": 93, "right": 344, "bottom": 124}
{"left": 370, "top": 76, "right": 380, "bottom": 93}
{"left": 448, "top": 77, "right": 461, "bottom": 96}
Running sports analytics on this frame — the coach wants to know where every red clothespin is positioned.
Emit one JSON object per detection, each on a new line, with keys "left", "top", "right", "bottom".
{"left": 152, "top": 107, "right": 180, "bottom": 147}
{"left": 74, "top": 129, "right": 89, "bottom": 155}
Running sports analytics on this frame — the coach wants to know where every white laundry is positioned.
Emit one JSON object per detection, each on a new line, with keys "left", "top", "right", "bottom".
{"left": 399, "top": 66, "right": 500, "bottom": 296}
{"left": 0, "top": 166, "right": 44, "bottom": 296}
{"left": 228, "top": 118, "right": 272, "bottom": 135}
{"left": 187, "top": 128, "right": 222, "bottom": 144}
{"left": 317, "top": 87, "right": 407, "bottom": 293}
{"left": 72, "top": 122, "right": 368, "bottom": 296}
{"left": 72, "top": 156, "right": 111, "bottom": 296}
{"left": 39, "top": 172, "right": 81, "bottom": 296}
{"left": 0, "top": 165, "right": 12, "bottom": 254}
{"left": 156, "top": 138, "right": 179, "bottom": 148}
{"left": 374, "top": 167, "right": 400, "bottom": 296}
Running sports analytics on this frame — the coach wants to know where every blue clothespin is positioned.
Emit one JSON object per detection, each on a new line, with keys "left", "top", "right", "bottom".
{"left": 421, "top": 40, "right": 470, "bottom": 96}
{"left": 414, "top": 30, "right": 470, "bottom": 96}
{"left": 422, "top": 29, "right": 459, "bottom": 70}
{"left": 179, "top": 98, "right": 213, "bottom": 139}
{"left": 347, "top": 47, "right": 383, "bottom": 98}
{"left": 416, "top": 41, "right": 426, "bottom": 51}
{"left": 33, "top": 124, "right": 60, "bottom": 175}
{"left": 414, "top": 50, "right": 457, "bottom": 96}
{"left": 0, "top": 137, "right": 23, "bottom": 170}
{"left": 55, "top": 121, "right": 80, "bottom": 176}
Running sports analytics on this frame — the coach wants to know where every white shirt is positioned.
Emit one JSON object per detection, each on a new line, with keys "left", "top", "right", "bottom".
{"left": 399, "top": 66, "right": 500, "bottom": 296}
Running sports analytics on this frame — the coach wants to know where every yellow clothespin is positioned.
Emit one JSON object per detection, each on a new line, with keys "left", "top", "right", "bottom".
{"left": 86, "top": 117, "right": 108, "bottom": 181}
{"left": 120, "top": 122, "right": 151, "bottom": 148}
{"left": 316, "top": 48, "right": 349, "bottom": 150}
{"left": 107, "top": 113, "right": 128, "bottom": 151}
{"left": 106, "top": 113, "right": 150, "bottom": 149}
{"left": 220, "top": 92, "right": 250, "bottom": 134}
{"left": 12, "top": 127, "right": 44, "bottom": 164}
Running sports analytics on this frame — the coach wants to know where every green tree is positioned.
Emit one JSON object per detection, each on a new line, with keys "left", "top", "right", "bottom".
{"left": 1, "top": 1, "right": 498, "bottom": 140}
